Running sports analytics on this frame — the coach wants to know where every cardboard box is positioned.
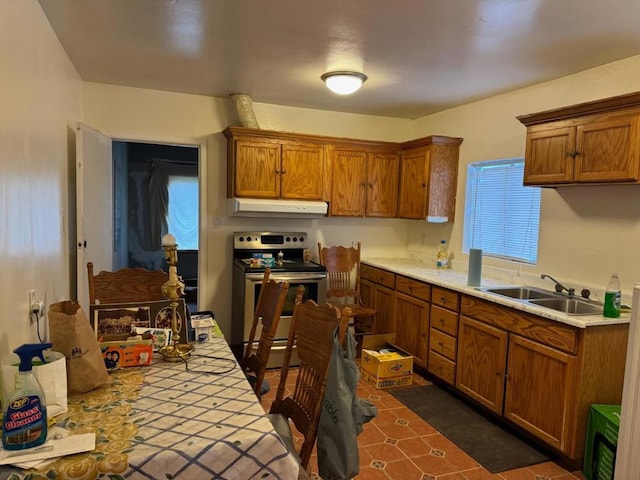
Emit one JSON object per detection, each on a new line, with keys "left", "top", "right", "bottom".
{"left": 99, "top": 333, "right": 153, "bottom": 370}
{"left": 583, "top": 404, "right": 620, "bottom": 480}
{"left": 360, "top": 334, "right": 413, "bottom": 389}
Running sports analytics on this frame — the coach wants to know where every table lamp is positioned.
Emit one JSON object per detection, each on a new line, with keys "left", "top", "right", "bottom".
{"left": 158, "top": 233, "right": 194, "bottom": 361}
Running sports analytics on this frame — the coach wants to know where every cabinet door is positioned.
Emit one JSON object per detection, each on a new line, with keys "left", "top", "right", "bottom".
{"left": 280, "top": 143, "right": 324, "bottom": 199}
{"left": 456, "top": 316, "right": 508, "bottom": 414}
{"left": 372, "top": 284, "right": 396, "bottom": 334}
{"left": 504, "top": 335, "right": 576, "bottom": 452}
{"left": 234, "top": 140, "right": 281, "bottom": 197}
{"left": 395, "top": 292, "right": 429, "bottom": 368}
{"left": 523, "top": 127, "right": 575, "bottom": 185}
{"left": 574, "top": 116, "right": 640, "bottom": 182}
{"left": 398, "top": 147, "right": 429, "bottom": 219}
{"left": 366, "top": 152, "right": 400, "bottom": 217}
{"left": 330, "top": 148, "right": 368, "bottom": 216}
{"left": 359, "top": 279, "right": 376, "bottom": 334}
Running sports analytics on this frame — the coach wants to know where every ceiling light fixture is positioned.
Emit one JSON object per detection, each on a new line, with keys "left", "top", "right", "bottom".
{"left": 321, "top": 71, "right": 368, "bottom": 95}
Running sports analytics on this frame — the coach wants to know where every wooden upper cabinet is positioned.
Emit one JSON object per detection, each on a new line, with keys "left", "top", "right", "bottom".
{"left": 366, "top": 152, "right": 400, "bottom": 217}
{"left": 233, "top": 140, "right": 282, "bottom": 198}
{"left": 280, "top": 142, "right": 324, "bottom": 199}
{"left": 329, "top": 147, "right": 368, "bottom": 216}
{"left": 518, "top": 91, "right": 640, "bottom": 186}
{"left": 398, "top": 136, "right": 463, "bottom": 222}
{"left": 329, "top": 144, "right": 400, "bottom": 217}
{"left": 224, "top": 127, "right": 324, "bottom": 200}
{"left": 575, "top": 116, "right": 638, "bottom": 182}
{"left": 224, "top": 126, "right": 463, "bottom": 215}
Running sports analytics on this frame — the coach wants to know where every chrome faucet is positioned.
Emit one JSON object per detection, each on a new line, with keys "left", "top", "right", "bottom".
{"left": 540, "top": 274, "right": 575, "bottom": 296}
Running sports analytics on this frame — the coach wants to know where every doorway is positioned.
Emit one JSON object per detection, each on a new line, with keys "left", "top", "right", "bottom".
{"left": 112, "top": 141, "right": 200, "bottom": 311}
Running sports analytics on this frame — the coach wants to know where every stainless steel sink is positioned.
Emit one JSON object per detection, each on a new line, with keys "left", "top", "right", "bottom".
{"left": 482, "top": 286, "right": 557, "bottom": 300}
{"left": 478, "top": 285, "right": 603, "bottom": 316}
{"left": 528, "top": 298, "right": 603, "bottom": 316}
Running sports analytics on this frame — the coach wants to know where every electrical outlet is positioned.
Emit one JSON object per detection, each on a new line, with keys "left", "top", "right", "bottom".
{"left": 28, "top": 289, "right": 35, "bottom": 323}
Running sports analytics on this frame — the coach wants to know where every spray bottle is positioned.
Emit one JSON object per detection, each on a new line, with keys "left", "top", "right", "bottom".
{"left": 2, "top": 343, "right": 51, "bottom": 450}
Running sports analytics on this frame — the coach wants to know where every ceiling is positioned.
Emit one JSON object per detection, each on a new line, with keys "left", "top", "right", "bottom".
{"left": 38, "top": 0, "right": 640, "bottom": 119}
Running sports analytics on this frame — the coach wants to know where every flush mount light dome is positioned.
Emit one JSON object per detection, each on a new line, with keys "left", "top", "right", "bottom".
{"left": 321, "top": 71, "right": 368, "bottom": 95}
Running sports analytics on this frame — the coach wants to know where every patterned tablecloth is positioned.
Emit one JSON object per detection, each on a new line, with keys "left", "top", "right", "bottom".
{"left": 0, "top": 335, "right": 301, "bottom": 480}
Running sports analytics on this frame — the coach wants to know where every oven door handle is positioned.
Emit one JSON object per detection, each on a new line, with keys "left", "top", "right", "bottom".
{"left": 245, "top": 273, "right": 327, "bottom": 282}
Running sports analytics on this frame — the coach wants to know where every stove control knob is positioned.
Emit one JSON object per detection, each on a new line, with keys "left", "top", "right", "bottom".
{"left": 246, "top": 236, "right": 251, "bottom": 242}
{"left": 292, "top": 237, "right": 298, "bottom": 242}
{"left": 299, "top": 236, "right": 305, "bottom": 242}
{"left": 286, "top": 236, "right": 291, "bottom": 242}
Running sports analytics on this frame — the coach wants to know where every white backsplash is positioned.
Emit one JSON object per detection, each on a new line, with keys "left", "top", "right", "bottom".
{"left": 404, "top": 251, "right": 630, "bottom": 307}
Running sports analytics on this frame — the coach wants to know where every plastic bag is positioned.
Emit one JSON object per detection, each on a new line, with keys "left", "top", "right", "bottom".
{"left": 317, "top": 328, "right": 377, "bottom": 480}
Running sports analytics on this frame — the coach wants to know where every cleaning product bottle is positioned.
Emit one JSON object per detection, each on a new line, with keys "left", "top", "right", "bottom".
{"left": 603, "top": 273, "right": 622, "bottom": 318}
{"left": 2, "top": 343, "right": 51, "bottom": 450}
{"left": 436, "top": 240, "right": 449, "bottom": 269}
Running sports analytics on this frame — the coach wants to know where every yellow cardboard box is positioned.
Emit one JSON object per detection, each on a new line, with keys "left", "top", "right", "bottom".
{"left": 360, "top": 334, "right": 413, "bottom": 389}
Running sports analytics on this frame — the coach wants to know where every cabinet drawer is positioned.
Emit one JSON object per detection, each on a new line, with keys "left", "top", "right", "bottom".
{"left": 432, "top": 287, "right": 460, "bottom": 312}
{"left": 429, "top": 328, "right": 457, "bottom": 361}
{"left": 430, "top": 305, "right": 458, "bottom": 336}
{"left": 396, "top": 275, "right": 431, "bottom": 301}
{"left": 428, "top": 351, "right": 456, "bottom": 385}
{"left": 361, "top": 264, "right": 396, "bottom": 289}
{"left": 461, "top": 295, "right": 578, "bottom": 354}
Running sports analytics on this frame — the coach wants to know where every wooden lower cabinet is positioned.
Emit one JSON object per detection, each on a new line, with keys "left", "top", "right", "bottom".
{"left": 456, "top": 316, "right": 507, "bottom": 414}
{"left": 395, "top": 292, "right": 429, "bottom": 368}
{"left": 372, "top": 284, "right": 395, "bottom": 334}
{"left": 505, "top": 335, "right": 576, "bottom": 452}
{"left": 459, "top": 294, "right": 628, "bottom": 462}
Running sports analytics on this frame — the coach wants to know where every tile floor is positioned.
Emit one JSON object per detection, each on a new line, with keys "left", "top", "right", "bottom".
{"left": 261, "top": 368, "right": 587, "bottom": 480}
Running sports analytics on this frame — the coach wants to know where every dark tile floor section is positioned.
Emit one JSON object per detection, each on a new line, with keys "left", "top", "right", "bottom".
{"left": 261, "top": 368, "right": 587, "bottom": 480}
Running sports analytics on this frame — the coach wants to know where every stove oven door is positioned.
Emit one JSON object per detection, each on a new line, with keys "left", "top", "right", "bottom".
{"left": 243, "top": 271, "right": 327, "bottom": 368}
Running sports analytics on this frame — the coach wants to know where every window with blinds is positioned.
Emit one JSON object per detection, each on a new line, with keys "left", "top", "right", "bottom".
{"left": 463, "top": 158, "right": 541, "bottom": 264}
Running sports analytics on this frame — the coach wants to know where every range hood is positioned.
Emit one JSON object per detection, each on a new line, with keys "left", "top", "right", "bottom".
{"left": 227, "top": 198, "right": 328, "bottom": 218}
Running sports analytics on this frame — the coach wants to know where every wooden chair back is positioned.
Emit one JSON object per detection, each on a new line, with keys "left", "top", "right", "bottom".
{"left": 317, "top": 242, "right": 377, "bottom": 334}
{"left": 241, "top": 268, "right": 290, "bottom": 397}
{"left": 269, "top": 297, "right": 351, "bottom": 470}
{"left": 87, "top": 262, "right": 169, "bottom": 305}
{"left": 318, "top": 242, "right": 362, "bottom": 303}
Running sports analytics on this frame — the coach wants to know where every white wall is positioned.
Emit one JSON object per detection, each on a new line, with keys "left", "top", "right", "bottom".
{"left": 0, "top": 0, "right": 82, "bottom": 356}
{"left": 83, "top": 83, "right": 411, "bottom": 335}
{"left": 409, "top": 56, "right": 640, "bottom": 302}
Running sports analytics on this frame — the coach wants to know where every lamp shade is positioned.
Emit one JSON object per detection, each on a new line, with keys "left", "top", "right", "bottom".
{"left": 321, "top": 71, "right": 367, "bottom": 95}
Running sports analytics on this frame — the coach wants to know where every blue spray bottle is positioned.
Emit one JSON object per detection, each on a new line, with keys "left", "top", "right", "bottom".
{"left": 2, "top": 343, "right": 51, "bottom": 450}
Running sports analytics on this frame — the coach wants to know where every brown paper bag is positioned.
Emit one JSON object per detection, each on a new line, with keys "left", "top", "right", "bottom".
{"left": 48, "top": 300, "right": 109, "bottom": 393}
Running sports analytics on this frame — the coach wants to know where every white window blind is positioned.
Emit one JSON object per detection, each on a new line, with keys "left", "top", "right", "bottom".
{"left": 167, "top": 175, "right": 199, "bottom": 250}
{"left": 463, "top": 158, "right": 541, "bottom": 264}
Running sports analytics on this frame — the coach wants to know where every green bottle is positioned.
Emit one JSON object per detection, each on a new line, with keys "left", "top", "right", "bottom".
{"left": 603, "top": 273, "right": 621, "bottom": 318}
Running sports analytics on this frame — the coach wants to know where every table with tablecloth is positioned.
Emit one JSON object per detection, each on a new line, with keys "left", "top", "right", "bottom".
{"left": 0, "top": 334, "right": 301, "bottom": 480}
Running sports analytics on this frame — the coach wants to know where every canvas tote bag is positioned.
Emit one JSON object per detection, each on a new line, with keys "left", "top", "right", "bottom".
{"left": 48, "top": 300, "right": 109, "bottom": 393}
{"left": 317, "top": 328, "right": 378, "bottom": 480}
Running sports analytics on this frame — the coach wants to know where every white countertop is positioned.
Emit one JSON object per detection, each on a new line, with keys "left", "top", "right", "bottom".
{"left": 362, "top": 257, "right": 630, "bottom": 329}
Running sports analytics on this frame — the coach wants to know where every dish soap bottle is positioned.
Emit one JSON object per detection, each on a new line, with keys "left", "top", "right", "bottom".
{"left": 603, "top": 273, "right": 621, "bottom": 318}
{"left": 436, "top": 240, "right": 449, "bottom": 269}
{"left": 2, "top": 343, "right": 51, "bottom": 450}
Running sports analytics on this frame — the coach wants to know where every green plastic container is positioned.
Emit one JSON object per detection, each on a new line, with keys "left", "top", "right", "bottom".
{"left": 583, "top": 404, "right": 620, "bottom": 480}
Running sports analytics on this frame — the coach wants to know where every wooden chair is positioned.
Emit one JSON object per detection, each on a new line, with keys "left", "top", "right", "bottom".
{"left": 269, "top": 296, "right": 351, "bottom": 471}
{"left": 317, "top": 241, "right": 377, "bottom": 335}
{"left": 87, "top": 262, "right": 169, "bottom": 304}
{"left": 240, "top": 268, "right": 290, "bottom": 398}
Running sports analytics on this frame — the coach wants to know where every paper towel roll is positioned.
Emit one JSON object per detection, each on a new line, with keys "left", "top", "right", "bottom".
{"left": 467, "top": 248, "right": 483, "bottom": 286}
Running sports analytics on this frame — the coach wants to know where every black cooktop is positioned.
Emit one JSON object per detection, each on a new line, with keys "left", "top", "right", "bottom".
{"left": 233, "top": 257, "right": 326, "bottom": 273}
